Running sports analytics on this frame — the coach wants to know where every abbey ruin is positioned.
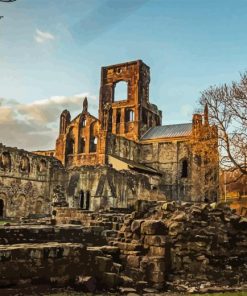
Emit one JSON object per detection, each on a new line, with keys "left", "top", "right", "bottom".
{"left": 0, "top": 60, "right": 218, "bottom": 218}
{"left": 0, "top": 61, "right": 246, "bottom": 295}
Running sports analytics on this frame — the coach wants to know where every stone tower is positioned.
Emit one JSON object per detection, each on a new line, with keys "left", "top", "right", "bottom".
{"left": 99, "top": 60, "right": 162, "bottom": 141}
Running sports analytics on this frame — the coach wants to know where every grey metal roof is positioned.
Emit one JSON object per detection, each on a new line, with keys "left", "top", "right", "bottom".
{"left": 141, "top": 123, "right": 192, "bottom": 140}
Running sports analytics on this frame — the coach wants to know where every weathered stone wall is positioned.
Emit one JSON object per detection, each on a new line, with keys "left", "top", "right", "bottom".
{"left": 0, "top": 242, "right": 121, "bottom": 289}
{"left": 109, "top": 201, "right": 247, "bottom": 291}
{"left": 66, "top": 166, "right": 165, "bottom": 211}
{"left": 140, "top": 140, "right": 194, "bottom": 200}
{"left": 107, "top": 133, "right": 218, "bottom": 203}
{"left": 0, "top": 144, "right": 64, "bottom": 218}
{"left": 0, "top": 224, "right": 107, "bottom": 245}
{"left": 107, "top": 134, "right": 140, "bottom": 162}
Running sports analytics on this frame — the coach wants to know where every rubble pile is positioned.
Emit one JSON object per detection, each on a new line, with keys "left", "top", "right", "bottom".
{"left": 0, "top": 201, "right": 246, "bottom": 294}
{"left": 109, "top": 201, "right": 247, "bottom": 291}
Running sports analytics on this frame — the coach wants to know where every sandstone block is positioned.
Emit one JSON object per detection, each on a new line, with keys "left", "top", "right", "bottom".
{"left": 131, "top": 219, "right": 144, "bottom": 233}
{"left": 144, "top": 235, "right": 166, "bottom": 247}
{"left": 95, "top": 256, "right": 113, "bottom": 273}
{"left": 101, "top": 272, "right": 119, "bottom": 289}
{"left": 117, "top": 242, "right": 143, "bottom": 252}
{"left": 148, "top": 246, "right": 166, "bottom": 256}
{"left": 127, "top": 255, "right": 141, "bottom": 268}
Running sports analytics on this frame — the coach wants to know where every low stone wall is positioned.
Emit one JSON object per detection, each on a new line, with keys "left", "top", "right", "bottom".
{"left": 0, "top": 242, "right": 121, "bottom": 289}
{"left": 54, "top": 207, "right": 126, "bottom": 230}
{"left": 0, "top": 202, "right": 246, "bottom": 293}
{"left": 0, "top": 225, "right": 106, "bottom": 246}
{"left": 109, "top": 201, "right": 247, "bottom": 291}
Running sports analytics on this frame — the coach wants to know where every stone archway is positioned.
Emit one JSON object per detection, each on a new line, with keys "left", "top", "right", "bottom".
{"left": 0, "top": 193, "right": 7, "bottom": 218}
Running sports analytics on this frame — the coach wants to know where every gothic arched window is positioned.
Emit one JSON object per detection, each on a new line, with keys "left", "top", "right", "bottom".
{"left": 125, "top": 109, "right": 134, "bottom": 122}
{"left": 78, "top": 138, "right": 85, "bottom": 153}
{"left": 114, "top": 81, "right": 128, "bottom": 101}
{"left": 181, "top": 159, "right": 188, "bottom": 178}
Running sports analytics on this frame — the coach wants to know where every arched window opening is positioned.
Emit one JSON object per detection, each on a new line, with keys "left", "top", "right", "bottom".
{"left": 90, "top": 122, "right": 97, "bottom": 153}
{"left": 20, "top": 156, "right": 30, "bottom": 173}
{"left": 1, "top": 152, "right": 11, "bottom": 171}
{"left": 59, "top": 110, "right": 70, "bottom": 134}
{"left": 125, "top": 109, "right": 134, "bottom": 122}
{"left": 181, "top": 159, "right": 188, "bottom": 178}
{"left": 79, "top": 116, "right": 87, "bottom": 129}
{"left": 67, "top": 138, "right": 75, "bottom": 155}
{"left": 114, "top": 81, "right": 128, "bottom": 101}
{"left": 79, "top": 138, "right": 86, "bottom": 153}
{"left": 90, "top": 137, "right": 97, "bottom": 153}
{"left": 0, "top": 199, "right": 4, "bottom": 217}
{"left": 38, "top": 159, "right": 47, "bottom": 173}
{"left": 86, "top": 191, "right": 90, "bottom": 210}
{"left": 82, "top": 118, "right": 86, "bottom": 127}
{"left": 116, "top": 109, "right": 121, "bottom": 124}
{"left": 79, "top": 190, "right": 84, "bottom": 209}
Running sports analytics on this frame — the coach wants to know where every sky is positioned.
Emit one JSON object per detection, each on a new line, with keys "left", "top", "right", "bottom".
{"left": 0, "top": 0, "right": 247, "bottom": 150}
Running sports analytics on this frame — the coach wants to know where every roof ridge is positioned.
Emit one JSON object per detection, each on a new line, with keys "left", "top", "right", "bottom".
{"left": 141, "top": 123, "right": 192, "bottom": 140}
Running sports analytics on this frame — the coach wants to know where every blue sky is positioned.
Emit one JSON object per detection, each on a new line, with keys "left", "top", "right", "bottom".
{"left": 0, "top": 0, "right": 247, "bottom": 150}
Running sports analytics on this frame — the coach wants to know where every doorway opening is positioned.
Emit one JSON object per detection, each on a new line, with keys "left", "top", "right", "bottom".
{"left": 0, "top": 199, "right": 4, "bottom": 217}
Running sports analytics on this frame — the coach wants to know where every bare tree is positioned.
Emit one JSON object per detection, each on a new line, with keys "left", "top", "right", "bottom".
{"left": 200, "top": 73, "right": 247, "bottom": 178}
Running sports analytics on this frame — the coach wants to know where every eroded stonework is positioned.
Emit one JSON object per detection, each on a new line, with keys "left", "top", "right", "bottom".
{"left": 0, "top": 60, "right": 219, "bottom": 218}
{"left": 0, "top": 144, "right": 64, "bottom": 218}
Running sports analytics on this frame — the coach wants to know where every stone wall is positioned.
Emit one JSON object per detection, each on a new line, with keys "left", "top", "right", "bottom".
{"left": 109, "top": 201, "right": 247, "bottom": 291}
{"left": 0, "top": 143, "right": 64, "bottom": 218}
{"left": 0, "top": 224, "right": 106, "bottom": 246}
{"left": 0, "top": 242, "right": 121, "bottom": 290}
{"left": 66, "top": 165, "right": 165, "bottom": 211}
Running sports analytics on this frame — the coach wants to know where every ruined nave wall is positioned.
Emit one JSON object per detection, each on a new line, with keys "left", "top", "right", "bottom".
{"left": 0, "top": 144, "right": 64, "bottom": 218}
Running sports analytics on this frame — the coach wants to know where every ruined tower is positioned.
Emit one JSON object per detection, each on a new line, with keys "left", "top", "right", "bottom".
{"left": 99, "top": 60, "right": 162, "bottom": 141}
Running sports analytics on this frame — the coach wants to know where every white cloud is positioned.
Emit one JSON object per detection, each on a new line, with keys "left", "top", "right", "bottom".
{"left": 0, "top": 93, "right": 97, "bottom": 151}
{"left": 34, "top": 29, "right": 55, "bottom": 44}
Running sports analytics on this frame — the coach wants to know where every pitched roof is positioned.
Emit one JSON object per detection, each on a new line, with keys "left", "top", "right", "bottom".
{"left": 141, "top": 123, "right": 192, "bottom": 140}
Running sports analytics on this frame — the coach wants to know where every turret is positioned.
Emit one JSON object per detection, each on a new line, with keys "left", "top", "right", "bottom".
{"left": 59, "top": 110, "right": 71, "bottom": 135}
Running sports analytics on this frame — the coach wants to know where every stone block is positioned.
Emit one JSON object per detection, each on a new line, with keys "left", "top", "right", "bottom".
{"left": 101, "top": 272, "right": 120, "bottom": 289}
{"left": 131, "top": 219, "right": 144, "bottom": 233}
{"left": 95, "top": 256, "right": 113, "bottom": 273}
{"left": 144, "top": 235, "right": 166, "bottom": 247}
{"left": 148, "top": 246, "right": 166, "bottom": 256}
{"left": 76, "top": 275, "right": 96, "bottom": 292}
{"left": 127, "top": 255, "right": 141, "bottom": 268}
